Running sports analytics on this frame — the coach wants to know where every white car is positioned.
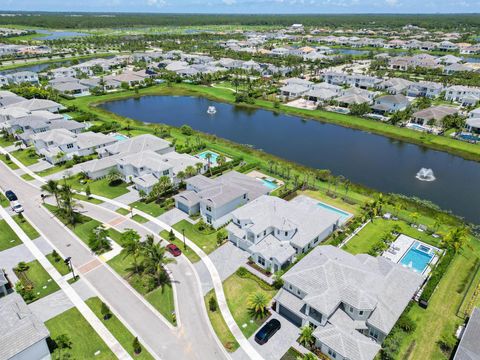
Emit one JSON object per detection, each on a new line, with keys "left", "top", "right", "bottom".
{"left": 10, "top": 201, "right": 24, "bottom": 213}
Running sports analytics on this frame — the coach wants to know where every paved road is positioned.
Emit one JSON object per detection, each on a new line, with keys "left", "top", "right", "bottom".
{"left": 0, "top": 162, "right": 227, "bottom": 360}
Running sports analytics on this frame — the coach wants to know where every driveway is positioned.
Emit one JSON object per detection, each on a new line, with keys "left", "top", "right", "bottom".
{"left": 157, "top": 208, "right": 189, "bottom": 226}
{"left": 232, "top": 313, "right": 300, "bottom": 360}
{"left": 111, "top": 185, "right": 140, "bottom": 205}
{"left": 195, "top": 242, "right": 250, "bottom": 295}
{"left": 28, "top": 159, "right": 53, "bottom": 173}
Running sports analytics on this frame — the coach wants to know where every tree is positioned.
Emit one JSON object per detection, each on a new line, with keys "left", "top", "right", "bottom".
{"left": 208, "top": 296, "right": 218, "bottom": 312}
{"left": 168, "top": 229, "right": 175, "bottom": 241}
{"left": 106, "top": 169, "right": 122, "bottom": 185}
{"left": 138, "top": 189, "right": 146, "bottom": 200}
{"left": 85, "top": 185, "right": 91, "bottom": 199}
{"left": 441, "top": 227, "right": 469, "bottom": 253}
{"left": 180, "top": 125, "right": 193, "bottom": 136}
{"left": 101, "top": 302, "right": 112, "bottom": 320}
{"left": 142, "top": 242, "right": 175, "bottom": 289}
{"left": 195, "top": 162, "right": 204, "bottom": 174}
{"left": 151, "top": 176, "right": 171, "bottom": 199}
{"left": 217, "top": 154, "right": 227, "bottom": 167}
{"left": 248, "top": 292, "right": 268, "bottom": 319}
{"left": 132, "top": 337, "right": 142, "bottom": 355}
{"left": 185, "top": 165, "right": 196, "bottom": 178}
{"left": 299, "top": 325, "right": 315, "bottom": 349}
{"left": 55, "top": 334, "right": 72, "bottom": 358}
{"left": 349, "top": 102, "right": 371, "bottom": 116}
{"left": 89, "top": 225, "right": 111, "bottom": 254}
{"left": 42, "top": 179, "right": 60, "bottom": 206}
{"left": 176, "top": 171, "right": 186, "bottom": 184}
{"left": 216, "top": 229, "right": 227, "bottom": 245}
{"left": 121, "top": 229, "right": 142, "bottom": 275}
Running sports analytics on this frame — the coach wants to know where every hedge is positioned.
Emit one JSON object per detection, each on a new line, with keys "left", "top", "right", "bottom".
{"left": 419, "top": 249, "right": 455, "bottom": 303}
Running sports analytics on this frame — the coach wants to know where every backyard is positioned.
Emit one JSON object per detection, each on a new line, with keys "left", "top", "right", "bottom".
{"left": 45, "top": 307, "right": 114, "bottom": 360}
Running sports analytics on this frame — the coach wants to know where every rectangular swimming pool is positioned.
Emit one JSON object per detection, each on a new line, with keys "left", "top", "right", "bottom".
{"left": 317, "top": 202, "right": 352, "bottom": 223}
{"left": 399, "top": 242, "right": 434, "bottom": 274}
{"left": 196, "top": 150, "right": 220, "bottom": 165}
{"left": 258, "top": 178, "right": 279, "bottom": 191}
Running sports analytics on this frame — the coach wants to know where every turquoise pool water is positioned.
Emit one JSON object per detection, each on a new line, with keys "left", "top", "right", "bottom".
{"left": 113, "top": 134, "right": 128, "bottom": 141}
{"left": 259, "top": 178, "right": 279, "bottom": 191}
{"left": 400, "top": 242, "right": 433, "bottom": 273}
{"left": 317, "top": 202, "right": 351, "bottom": 223}
{"left": 196, "top": 151, "right": 219, "bottom": 165}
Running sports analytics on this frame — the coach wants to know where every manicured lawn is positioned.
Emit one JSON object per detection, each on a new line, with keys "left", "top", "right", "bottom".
{"left": 45, "top": 307, "right": 114, "bottom": 360}
{"left": 12, "top": 215, "right": 40, "bottom": 240}
{"left": 64, "top": 175, "right": 130, "bottom": 199}
{"left": 0, "top": 192, "right": 9, "bottom": 207}
{"left": 159, "top": 230, "right": 201, "bottom": 263}
{"left": 172, "top": 220, "right": 221, "bottom": 254}
{"left": 130, "top": 200, "right": 169, "bottom": 217}
{"left": 20, "top": 173, "right": 34, "bottom": 181}
{"left": 46, "top": 252, "right": 71, "bottom": 276}
{"left": 280, "top": 347, "right": 305, "bottom": 360}
{"left": 132, "top": 214, "right": 149, "bottom": 224}
{"left": 205, "top": 291, "right": 239, "bottom": 352}
{"left": 73, "top": 193, "right": 104, "bottom": 204}
{"left": 85, "top": 297, "right": 154, "bottom": 360}
{"left": 36, "top": 163, "right": 70, "bottom": 177}
{"left": 107, "top": 253, "right": 176, "bottom": 325}
{"left": 0, "top": 154, "right": 19, "bottom": 170}
{"left": 116, "top": 207, "right": 130, "bottom": 216}
{"left": 11, "top": 148, "right": 40, "bottom": 166}
{"left": 300, "top": 189, "right": 364, "bottom": 216}
{"left": 342, "top": 218, "right": 441, "bottom": 255}
{"left": 395, "top": 236, "right": 480, "bottom": 359}
{"left": 223, "top": 272, "right": 277, "bottom": 338}
{"left": 15, "top": 259, "right": 60, "bottom": 303}
{"left": 0, "top": 218, "right": 22, "bottom": 250}
{"left": 0, "top": 136, "right": 14, "bottom": 147}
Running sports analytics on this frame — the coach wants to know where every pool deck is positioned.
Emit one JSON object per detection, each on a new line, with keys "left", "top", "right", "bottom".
{"left": 245, "top": 170, "right": 285, "bottom": 188}
{"left": 382, "top": 234, "right": 441, "bottom": 276}
{"left": 194, "top": 150, "right": 231, "bottom": 165}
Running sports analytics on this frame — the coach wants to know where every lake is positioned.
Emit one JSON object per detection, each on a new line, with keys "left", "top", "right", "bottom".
{"left": 100, "top": 95, "right": 480, "bottom": 223}
{"left": 34, "top": 30, "right": 91, "bottom": 40}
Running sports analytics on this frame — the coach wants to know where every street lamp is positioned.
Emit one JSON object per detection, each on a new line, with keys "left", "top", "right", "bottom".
{"left": 182, "top": 229, "right": 186, "bottom": 250}
{"left": 64, "top": 257, "right": 77, "bottom": 281}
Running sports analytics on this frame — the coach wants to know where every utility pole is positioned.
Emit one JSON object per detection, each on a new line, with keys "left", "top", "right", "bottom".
{"left": 64, "top": 257, "right": 76, "bottom": 281}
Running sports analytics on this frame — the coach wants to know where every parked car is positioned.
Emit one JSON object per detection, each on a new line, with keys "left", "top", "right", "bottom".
{"left": 254, "top": 318, "right": 281, "bottom": 345}
{"left": 166, "top": 244, "right": 182, "bottom": 257}
{"left": 5, "top": 190, "right": 17, "bottom": 202}
{"left": 10, "top": 201, "right": 24, "bottom": 213}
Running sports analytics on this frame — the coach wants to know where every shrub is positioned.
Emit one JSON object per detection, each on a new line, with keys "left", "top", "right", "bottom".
{"left": 180, "top": 125, "right": 193, "bottom": 136}
{"left": 236, "top": 267, "right": 248, "bottom": 277}
{"left": 101, "top": 302, "right": 111, "bottom": 320}
{"left": 132, "top": 337, "right": 142, "bottom": 355}
{"left": 396, "top": 315, "right": 416, "bottom": 333}
{"left": 208, "top": 296, "right": 218, "bottom": 312}
{"left": 52, "top": 250, "right": 61, "bottom": 262}
{"left": 419, "top": 250, "right": 455, "bottom": 303}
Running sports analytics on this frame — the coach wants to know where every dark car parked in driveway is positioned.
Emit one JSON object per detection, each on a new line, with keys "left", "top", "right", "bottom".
{"left": 254, "top": 318, "right": 281, "bottom": 345}
{"left": 5, "top": 190, "right": 17, "bottom": 202}
{"left": 166, "top": 244, "right": 182, "bottom": 257}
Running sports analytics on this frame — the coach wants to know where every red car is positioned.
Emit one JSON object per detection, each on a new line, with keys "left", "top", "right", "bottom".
{"left": 166, "top": 244, "right": 182, "bottom": 257}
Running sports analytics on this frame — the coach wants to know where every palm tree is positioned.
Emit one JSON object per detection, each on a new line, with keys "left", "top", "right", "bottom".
{"left": 298, "top": 353, "right": 316, "bottom": 360}
{"left": 410, "top": 212, "right": 419, "bottom": 226}
{"left": 205, "top": 153, "right": 213, "bottom": 175}
{"left": 142, "top": 242, "right": 175, "bottom": 289}
{"left": 41, "top": 179, "right": 60, "bottom": 206}
{"left": 177, "top": 171, "right": 186, "bottom": 184}
{"left": 299, "top": 325, "right": 315, "bottom": 349}
{"left": 107, "top": 168, "right": 123, "bottom": 185}
{"left": 121, "top": 229, "right": 142, "bottom": 275}
{"left": 217, "top": 155, "right": 226, "bottom": 167}
{"left": 247, "top": 292, "right": 269, "bottom": 319}
{"left": 58, "top": 183, "right": 81, "bottom": 226}
{"left": 151, "top": 176, "right": 171, "bottom": 199}
{"left": 89, "top": 225, "right": 111, "bottom": 254}
{"left": 441, "top": 227, "right": 469, "bottom": 253}
{"left": 55, "top": 151, "right": 66, "bottom": 163}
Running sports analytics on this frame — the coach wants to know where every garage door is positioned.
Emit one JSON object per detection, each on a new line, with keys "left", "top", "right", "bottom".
{"left": 177, "top": 201, "right": 190, "bottom": 214}
{"left": 278, "top": 305, "right": 303, "bottom": 327}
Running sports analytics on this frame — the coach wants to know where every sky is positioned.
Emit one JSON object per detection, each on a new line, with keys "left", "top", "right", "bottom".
{"left": 1, "top": 0, "right": 480, "bottom": 14}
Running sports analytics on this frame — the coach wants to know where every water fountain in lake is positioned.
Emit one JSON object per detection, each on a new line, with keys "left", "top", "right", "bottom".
{"left": 207, "top": 106, "right": 217, "bottom": 115}
{"left": 416, "top": 168, "right": 436, "bottom": 182}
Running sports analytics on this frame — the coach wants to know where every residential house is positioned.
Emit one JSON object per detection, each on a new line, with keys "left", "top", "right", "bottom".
{"left": 438, "top": 41, "right": 459, "bottom": 52}
{"left": 376, "top": 78, "right": 413, "bottom": 95}
{"left": 7, "top": 71, "right": 39, "bottom": 84}
{"left": 8, "top": 99, "right": 63, "bottom": 113}
{"left": 274, "top": 245, "right": 423, "bottom": 360}
{"left": 0, "top": 293, "right": 51, "bottom": 360}
{"left": 372, "top": 94, "right": 411, "bottom": 114}
{"left": 445, "top": 86, "right": 480, "bottom": 106}
{"left": 174, "top": 171, "right": 269, "bottom": 228}
{"left": 50, "top": 67, "right": 77, "bottom": 78}
{"left": 50, "top": 81, "right": 90, "bottom": 96}
{"left": 227, "top": 195, "right": 341, "bottom": 272}
{"left": 406, "top": 81, "right": 444, "bottom": 98}
{"left": 0, "top": 270, "right": 8, "bottom": 297}
{"left": 443, "top": 63, "right": 472, "bottom": 75}
{"left": 453, "top": 307, "right": 480, "bottom": 360}
{"left": 411, "top": 106, "right": 458, "bottom": 127}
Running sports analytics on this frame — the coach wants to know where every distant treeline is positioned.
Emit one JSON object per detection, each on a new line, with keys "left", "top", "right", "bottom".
{"left": 0, "top": 13, "right": 480, "bottom": 30}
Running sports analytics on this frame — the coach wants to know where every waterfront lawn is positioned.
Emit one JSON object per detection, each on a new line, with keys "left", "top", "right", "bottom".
{"left": 395, "top": 236, "right": 480, "bottom": 360}
{"left": 85, "top": 297, "right": 154, "bottom": 360}
{"left": 64, "top": 175, "right": 130, "bottom": 199}
{"left": 107, "top": 253, "right": 176, "bottom": 325}
{"left": 45, "top": 307, "right": 114, "bottom": 360}
{"left": 159, "top": 230, "right": 201, "bottom": 263}
{"left": 205, "top": 291, "right": 239, "bottom": 352}
{"left": 12, "top": 214, "right": 40, "bottom": 240}
{"left": 172, "top": 219, "right": 221, "bottom": 254}
{"left": 300, "top": 189, "right": 364, "bottom": 216}
{"left": 223, "top": 272, "right": 277, "bottom": 339}
{"left": 0, "top": 219, "right": 22, "bottom": 250}
{"left": 46, "top": 252, "right": 71, "bottom": 276}
{"left": 0, "top": 154, "right": 19, "bottom": 170}
{"left": 15, "top": 259, "right": 60, "bottom": 303}
{"left": 11, "top": 148, "right": 40, "bottom": 166}
{"left": 342, "top": 218, "right": 440, "bottom": 255}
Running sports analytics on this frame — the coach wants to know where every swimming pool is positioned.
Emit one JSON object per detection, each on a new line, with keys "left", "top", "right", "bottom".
{"left": 399, "top": 242, "right": 434, "bottom": 274}
{"left": 196, "top": 150, "right": 220, "bottom": 165}
{"left": 114, "top": 134, "right": 128, "bottom": 141}
{"left": 258, "top": 178, "right": 279, "bottom": 191}
{"left": 459, "top": 134, "right": 480, "bottom": 142}
{"left": 317, "top": 202, "right": 352, "bottom": 223}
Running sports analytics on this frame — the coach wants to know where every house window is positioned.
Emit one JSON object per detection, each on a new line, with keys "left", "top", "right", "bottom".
{"left": 206, "top": 206, "right": 212, "bottom": 212}
{"left": 297, "top": 290, "right": 301, "bottom": 295}
{"left": 359, "top": 310, "right": 364, "bottom": 315}
{"left": 263, "top": 230, "right": 266, "bottom": 236}
{"left": 66, "top": 143, "right": 74, "bottom": 149}
{"left": 289, "top": 284, "right": 292, "bottom": 290}
{"left": 163, "top": 170, "right": 169, "bottom": 176}
{"left": 349, "top": 306, "right": 353, "bottom": 313}
{"left": 243, "top": 194, "right": 247, "bottom": 199}
{"left": 284, "top": 231, "right": 288, "bottom": 236}
{"left": 258, "top": 257, "right": 266, "bottom": 266}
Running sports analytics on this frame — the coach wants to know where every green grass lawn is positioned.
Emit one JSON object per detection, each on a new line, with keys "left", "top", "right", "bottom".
{"left": 223, "top": 272, "right": 277, "bottom": 338}
{"left": 0, "top": 154, "right": 19, "bottom": 170}
{"left": 46, "top": 252, "right": 71, "bottom": 276}
{"left": 205, "top": 291, "right": 239, "bottom": 352}
{"left": 63, "top": 175, "right": 130, "bottom": 199}
{"left": 107, "top": 253, "right": 176, "bottom": 325}
{"left": 132, "top": 214, "right": 149, "bottom": 224}
{"left": 12, "top": 215, "right": 40, "bottom": 240}
{"left": 45, "top": 307, "right": 114, "bottom": 360}
{"left": 0, "top": 136, "right": 14, "bottom": 147}
{"left": 172, "top": 220, "right": 221, "bottom": 254}
{"left": 130, "top": 200, "right": 169, "bottom": 217}
{"left": 85, "top": 297, "right": 154, "bottom": 360}
{"left": 0, "top": 218, "right": 22, "bottom": 250}
{"left": 20, "top": 173, "right": 35, "bottom": 181}
{"left": 116, "top": 207, "right": 130, "bottom": 216}
{"left": 342, "top": 218, "right": 441, "bottom": 255}
{"left": 10, "top": 148, "right": 40, "bottom": 166}
{"left": 73, "top": 193, "right": 104, "bottom": 204}
{"left": 0, "top": 192, "right": 9, "bottom": 208}
{"left": 159, "top": 230, "right": 201, "bottom": 263}
{"left": 15, "top": 259, "right": 60, "bottom": 303}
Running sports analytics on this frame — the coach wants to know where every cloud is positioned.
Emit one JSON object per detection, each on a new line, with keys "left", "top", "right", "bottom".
{"left": 385, "top": 0, "right": 398, "bottom": 6}
{"left": 146, "top": 0, "right": 166, "bottom": 6}
{"left": 222, "top": 0, "right": 236, "bottom": 4}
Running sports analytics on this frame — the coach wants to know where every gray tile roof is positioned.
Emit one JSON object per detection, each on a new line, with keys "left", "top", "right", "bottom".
{"left": 454, "top": 307, "right": 480, "bottom": 360}
{"left": 0, "top": 293, "right": 49, "bottom": 360}
{"left": 98, "top": 134, "right": 171, "bottom": 156}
